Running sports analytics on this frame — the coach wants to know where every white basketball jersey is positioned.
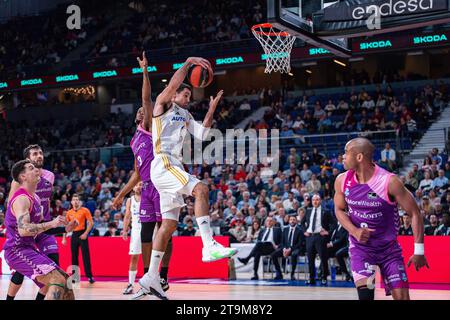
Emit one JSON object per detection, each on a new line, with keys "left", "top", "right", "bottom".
{"left": 153, "top": 103, "right": 207, "bottom": 162}
{"left": 130, "top": 195, "right": 141, "bottom": 228}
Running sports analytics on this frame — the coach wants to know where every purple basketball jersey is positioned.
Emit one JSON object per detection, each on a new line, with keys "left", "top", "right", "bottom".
{"left": 343, "top": 164, "right": 400, "bottom": 249}
{"left": 36, "top": 169, "right": 54, "bottom": 222}
{"left": 3, "top": 188, "right": 43, "bottom": 251}
{"left": 130, "top": 125, "right": 154, "bottom": 182}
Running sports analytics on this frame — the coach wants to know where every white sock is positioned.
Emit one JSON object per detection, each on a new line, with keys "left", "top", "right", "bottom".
{"left": 129, "top": 270, "right": 137, "bottom": 284}
{"left": 149, "top": 250, "right": 164, "bottom": 276}
{"left": 196, "top": 215, "right": 214, "bottom": 246}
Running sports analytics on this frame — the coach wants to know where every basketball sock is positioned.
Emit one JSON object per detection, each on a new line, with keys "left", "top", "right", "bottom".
{"left": 160, "top": 267, "right": 169, "bottom": 280}
{"left": 129, "top": 271, "right": 137, "bottom": 284}
{"left": 35, "top": 292, "right": 46, "bottom": 300}
{"left": 357, "top": 285, "right": 375, "bottom": 301}
{"left": 6, "top": 295, "right": 15, "bottom": 300}
{"left": 144, "top": 267, "right": 149, "bottom": 274}
{"left": 149, "top": 250, "right": 164, "bottom": 277}
{"left": 196, "top": 216, "right": 214, "bottom": 246}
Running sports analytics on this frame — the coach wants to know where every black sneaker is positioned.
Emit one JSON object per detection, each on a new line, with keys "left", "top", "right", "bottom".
{"left": 238, "top": 257, "right": 249, "bottom": 265}
{"left": 251, "top": 275, "right": 259, "bottom": 280}
{"left": 306, "top": 279, "right": 316, "bottom": 286}
{"left": 321, "top": 279, "right": 328, "bottom": 286}
{"left": 160, "top": 278, "right": 169, "bottom": 292}
{"left": 123, "top": 284, "right": 133, "bottom": 295}
{"left": 88, "top": 277, "right": 95, "bottom": 284}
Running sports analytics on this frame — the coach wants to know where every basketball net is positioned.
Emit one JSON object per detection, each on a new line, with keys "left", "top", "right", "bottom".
{"left": 252, "top": 23, "right": 296, "bottom": 74}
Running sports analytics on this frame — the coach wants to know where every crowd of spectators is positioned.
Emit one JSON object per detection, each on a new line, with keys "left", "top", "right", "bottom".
{"left": 400, "top": 148, "right": 450, "bottom": 236}
{"left": 0, "top": 0, "right": 108, "bottom": 79}
{"left": 86, "top": 0, "right": 264, "bottom": 68}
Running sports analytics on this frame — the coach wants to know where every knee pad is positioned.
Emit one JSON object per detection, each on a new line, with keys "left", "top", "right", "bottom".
{"left": 141, "top": 222, "right": 157, "bottom": 243}
{"left": 357, "top": 285, "right": 375, "bottom": 301}
{"left": 47, "top": 253, "right": 60, "bottom": 266}
{"left": 11, "top": 272, "right": 25, "bottom": 285}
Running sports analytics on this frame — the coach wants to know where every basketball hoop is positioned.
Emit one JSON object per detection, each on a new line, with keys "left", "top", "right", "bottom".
{"left": 252, "top": 23, "right": 296, "bottom": 74}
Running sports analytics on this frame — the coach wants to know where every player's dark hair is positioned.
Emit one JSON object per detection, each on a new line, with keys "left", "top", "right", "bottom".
{"left": 176, "top": 83, "right": 192, "bottom": 94}
{"left": 23, "top": 144, "right": 42, "bottom": 159}
{"left": 11, "top": 159, "right": 31, "bottom": 183}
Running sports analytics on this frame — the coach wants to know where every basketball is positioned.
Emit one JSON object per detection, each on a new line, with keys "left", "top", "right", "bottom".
{"left": 187, "top": 64, "right": 213, "bottom": 88}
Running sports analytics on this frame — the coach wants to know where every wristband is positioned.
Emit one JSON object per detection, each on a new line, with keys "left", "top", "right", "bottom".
{"left": 414, "top": 243, "right": 424, "bottom": 255}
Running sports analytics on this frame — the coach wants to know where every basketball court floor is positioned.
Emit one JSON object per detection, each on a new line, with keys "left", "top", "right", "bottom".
{"left": 1, "top": 275, "right": 449, "bottom": 300}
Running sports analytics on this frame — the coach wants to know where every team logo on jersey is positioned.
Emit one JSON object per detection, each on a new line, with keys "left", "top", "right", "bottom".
{"left": 344, "top": 188, "right": 350, "bottom": 197}
{"left": 367, "top": 192, "right": 378, "bottom": 199}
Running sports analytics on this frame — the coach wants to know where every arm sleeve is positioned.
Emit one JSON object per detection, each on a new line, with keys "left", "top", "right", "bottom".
{"left": 44, "top": 227, "right": 66, "bottom": 235}
{"left": 187, "top": 112, "right": 210, "bottom": 140}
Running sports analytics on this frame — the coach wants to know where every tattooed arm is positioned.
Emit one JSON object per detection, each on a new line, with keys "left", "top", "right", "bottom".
{"left": 13, "top": 196, "right": 65, "bottom": 237}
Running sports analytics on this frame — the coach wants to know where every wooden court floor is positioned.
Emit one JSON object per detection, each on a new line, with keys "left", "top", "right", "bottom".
{"left": 1, "top": 276, "right": 449, "bottom": 300}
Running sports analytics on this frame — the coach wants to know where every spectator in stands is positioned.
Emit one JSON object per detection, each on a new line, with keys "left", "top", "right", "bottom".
{"left": 380, "top": 143, "right": 396, "bottom": 171}
{"left": 399, "top": 214, "right": 414, "bottom": 235}
{"left": 229, "top": 219, "right": 247, "bottom": 243}
{"left": 326, "top": 222, "right": 351, "bottom": 281}
{"left": 432, "top": 169, "right": 449, "bottom": 191}
{"left": 300, "top": 164, "right": 312, "bottom": 183}
{"left": 305, "top": 174, "right": 321, "bottom": 194}
{"left": 418, "top": 171, "right": 434, "bottom": 193}
{"left": 435, "top": 214, "right": 450, "bottom": 236}
{"left": 302, "top": 194, "right": 335, "bottom": 286}
{"left": 271, "top": 214, "right": 304, "bottom": 280}
{"left": 180, "top": 218, "right": 197, "bottom": 236}
{"left": 238, "top": 216, "right": 282, "bottom": 280}
{"left": 245, "top": 219, "right": 261, "bottom": 243}
{"left": 103, "top": 222, "right": 120, "bottom": 236}
{"left": 405, "top": 171, "right": 419, "bottom": 190}
{"left": 425, "top": 214, "right": 439, "bottom": 235}
{"left": 282, "top": 192, "right": 298, "bottom": 213}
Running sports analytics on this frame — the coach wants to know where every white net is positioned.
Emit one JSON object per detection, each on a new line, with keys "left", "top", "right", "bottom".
{"left": 252, "top": 23, "right": 296, "bottom": 74}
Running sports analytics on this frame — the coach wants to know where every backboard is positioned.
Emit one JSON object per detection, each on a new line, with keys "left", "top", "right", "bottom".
{"left": 267, "top": 0, "right": 450, "bottom": 58}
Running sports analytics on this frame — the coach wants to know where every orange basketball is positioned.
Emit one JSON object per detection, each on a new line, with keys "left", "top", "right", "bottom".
{"left": 187, "top": 64, "right": 213, "bottom": 88}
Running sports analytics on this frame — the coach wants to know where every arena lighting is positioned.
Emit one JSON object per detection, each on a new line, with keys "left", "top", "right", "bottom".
{"left": 407, "top": 50, "right": 424, "bottom": 55}
{"left": 349, "top": 57, "right": 365, "bottom": 62}
{"left": 301, "top": 61, "right": 317, "bottom": 67}
{"left": 288, "top": 72, "right": 294, "bottom": 76}
{"left": 306, "top": 69, "right": 312, "bottom": 74}
{"left": 333, "top": 59, "right": 347, "bottom": 67}
{"left": 162, "top": 79, "right": 167, "bottom": 82}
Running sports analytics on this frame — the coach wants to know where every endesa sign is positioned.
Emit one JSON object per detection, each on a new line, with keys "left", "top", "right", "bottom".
{"left": 324, "top": 0, "right": 448, "bottom": 21}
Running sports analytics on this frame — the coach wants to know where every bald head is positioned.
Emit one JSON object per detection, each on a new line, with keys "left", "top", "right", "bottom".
{"left": 343, "top": 137, "right": 375, "bottom": 170}
{"left": 346, "top": 138, "right": 375, "bottom": 159}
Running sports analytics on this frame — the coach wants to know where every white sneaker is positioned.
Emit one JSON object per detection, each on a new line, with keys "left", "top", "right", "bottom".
{"left": 138, "top": 274, "right": 168, "bottom": 300}
{"left": 202, "top": 240, "right": 238, "bottom": 263}
{"left": 130, "top": 287, "right": 149, "bottom": 300}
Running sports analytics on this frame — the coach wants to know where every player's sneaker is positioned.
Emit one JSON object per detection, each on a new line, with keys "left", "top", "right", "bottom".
{"left": 160, "top": 278, "right": 169, "bottom": 292}
{"left": 138, "top": 275, "right": 168, "bottom": 300}
{"left": 130, "top": 287, "right": 150, "bottom": 300}
{"left": 202, "top": 240, "right": 238, "bottom": 262}
{"left": 123, "top": 283, "right": 134, "bottom": 295}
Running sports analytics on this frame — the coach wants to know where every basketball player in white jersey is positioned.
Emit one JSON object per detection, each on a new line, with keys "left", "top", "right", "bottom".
{"left": 122, "top": 182, "right": 143, "bottom": 295}
{"left": 138, "top": 57, "right": 237, "bottom": 299}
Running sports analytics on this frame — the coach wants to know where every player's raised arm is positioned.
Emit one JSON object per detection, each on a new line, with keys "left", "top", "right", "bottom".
{"left": 154, "top": 57, "right": 211, "bottom": 116}
{"left": 334, "top": 174, "right": 374, "bottom": 244}
{"left": 388, "top": 175, "right": 429, "bottom": 271}
{"left": 137, "top": 51, "right": 153, "bottom": 130}
{"left": 13, "top": 196, "right": 65, "bottom": 237}
{"left": 186, "top": 90, "right": 223, "bottom": 141}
